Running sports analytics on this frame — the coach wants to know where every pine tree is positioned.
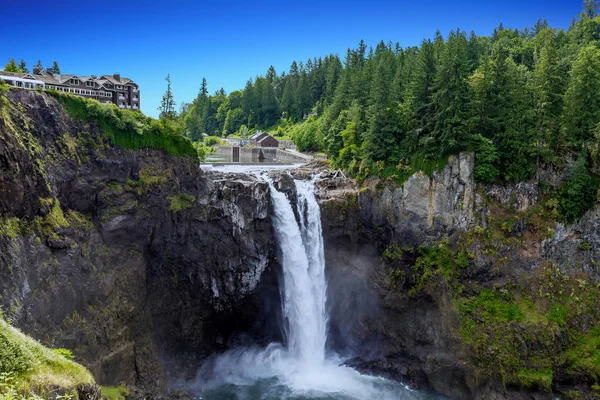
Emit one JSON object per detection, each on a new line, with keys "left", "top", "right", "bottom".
{"left": 470, "top": 38, "right": 536, "bottom": 180}
{"left": 280, "top": 77, "right": 295, "bottom": 119}
{"left": 35, "top": 60, "right": 43, "bottom": 71}
{"left": 266, "top": 65, "right": 277, "bottom": 83}
{"left": 18, "top": 60, "right": 28, "bottom": 73}
{"left": 583, "top": 0, "right": 599, "bottom": 19}
{"left": 563, "top": 45, "right": 600, "bottom": 143}
{"left": 49, "top": 61, "right": 61, "bottom": 74}
{"left": 295, "top": 72, "right": 312, "bottom": 120}
{"left": 559, "top": 148, "right": 597, "bottom": 221}
{"left": 430, "top": 30, "right": 471, "bottom": 156}
{"left": 532, "top": 29, "right": 564, "bottom": 162}
{"left": 260, "top": 78, "right": 280, "bottom": 127}
{"left": 364, "top": 55, "right": 398, "bottom": 163}
{"left": 158, "top": 74, "right": 176, "bottom": 119}
{"left": 404, "top": 40, "right": 437, "bottom": 137}
{"left": 241, "top": 79, "right": 256, "bottom": 127}
{"left": 324, "top": 55, "right": 342, "bottom": 104}
{"left": 200, "top": 77, "right": 208, "bottom": 97}
{"left": 4, "top": 59, "right": 19, "bottom": 72}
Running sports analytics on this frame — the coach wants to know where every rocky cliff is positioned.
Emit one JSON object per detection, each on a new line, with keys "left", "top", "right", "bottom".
{"left": 315, "top": 154, "right": 600, "bottom": 400}
{"left": 0, "top": 89, "right": 281, "bottom": 396}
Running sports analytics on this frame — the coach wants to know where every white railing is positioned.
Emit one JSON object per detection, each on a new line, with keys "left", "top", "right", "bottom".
{"left": 132, "top": 105, "right": 138, "bottom": 110}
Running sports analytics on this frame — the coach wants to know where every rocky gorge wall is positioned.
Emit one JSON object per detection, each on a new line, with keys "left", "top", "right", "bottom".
{"left": 314, "top": 154, "right": 600, "bottom": 399}
{"left": 0, "top": 89, "right": 282, "bottom": 396}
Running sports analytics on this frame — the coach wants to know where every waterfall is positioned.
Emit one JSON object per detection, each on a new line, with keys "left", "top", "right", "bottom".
{"left": 203, "top": 173, "right": 435, "bottom": 400}
{"left": 268, "top": 177, "right": 327, "bottom": 365}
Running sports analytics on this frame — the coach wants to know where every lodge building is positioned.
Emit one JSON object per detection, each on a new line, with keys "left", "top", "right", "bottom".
{"left": 0, "top": 67, "right": 140, "bottom": 110}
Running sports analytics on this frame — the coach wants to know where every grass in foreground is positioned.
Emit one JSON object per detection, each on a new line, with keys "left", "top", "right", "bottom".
{"left": 0, "top": 316, "right": 93, "bottom": 398}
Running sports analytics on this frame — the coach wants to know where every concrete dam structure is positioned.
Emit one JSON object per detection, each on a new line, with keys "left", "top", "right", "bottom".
{"left": 210, "top": 146, "right": 312, "bottom": 163}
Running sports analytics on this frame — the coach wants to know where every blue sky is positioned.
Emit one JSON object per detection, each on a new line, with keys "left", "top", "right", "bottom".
{"left": 2, "top": 0, "right": 582, "bottom": 118}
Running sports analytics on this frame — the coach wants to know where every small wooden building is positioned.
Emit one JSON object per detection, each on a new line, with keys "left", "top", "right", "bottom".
{"left": 250, "top": 131, "right": 279, "bottom": 148}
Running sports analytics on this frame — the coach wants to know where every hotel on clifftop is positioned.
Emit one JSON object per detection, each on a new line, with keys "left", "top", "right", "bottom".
{"left": 0, "top": 67, "right": 140, "bottom": 110}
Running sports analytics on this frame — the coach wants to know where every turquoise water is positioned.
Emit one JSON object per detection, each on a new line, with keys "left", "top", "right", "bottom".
{"left": 199, "top": 376, "right": 443, "bottom": 400}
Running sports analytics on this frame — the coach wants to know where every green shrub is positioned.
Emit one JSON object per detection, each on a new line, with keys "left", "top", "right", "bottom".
{"left": 48, "top": 91, "right": 197, "bottom": 157}
{"left": 471, "top": 134, "right": 499, "bottom": 183}
{"left": 204, "top": 136, "right": 222, "bottom": 146}
{"left": 51, "top": 348, "right": 74, "bottom": 361}
{"left": 559, "top": 149, "right": 598, "bottom": 221}
{"left": 290, "top": 116, "right": 322, "bottom": 152}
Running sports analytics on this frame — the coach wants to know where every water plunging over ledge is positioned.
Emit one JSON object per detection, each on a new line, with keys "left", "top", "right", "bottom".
{"left": 196, "top": 175, "right": 443, "bottom": 400}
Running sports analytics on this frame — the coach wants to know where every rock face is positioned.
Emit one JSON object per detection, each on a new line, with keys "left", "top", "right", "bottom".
{"left": 315, "top": 153, "right": 599, "bottom": 400}
{"left": 316, "top": 155, "right": 477, "bottom": 399}
{"left": 543, "top": 205, "right": 600, "bottom": 280}
{"left": 358, "top": 153, "right": 475, "bottom": 243}
{"left": 0, "top": 89, "right": 281, "bottom": 394}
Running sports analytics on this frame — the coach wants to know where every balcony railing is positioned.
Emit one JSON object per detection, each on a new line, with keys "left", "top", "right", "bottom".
{"left": 132, "top": 105, "right": 138, "bottom": 110}
{"left": 132, "top": 89, "right": 139, "bottom": 93}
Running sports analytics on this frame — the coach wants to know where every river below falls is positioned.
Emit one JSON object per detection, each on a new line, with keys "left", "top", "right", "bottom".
{"left": 199, "top": 377, "right": 443, "bottom": 400}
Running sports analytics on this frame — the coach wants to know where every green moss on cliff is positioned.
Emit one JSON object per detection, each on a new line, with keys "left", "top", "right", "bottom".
{"left": 565, "top": 327, "right": 600, "bottom": 381}
{"left": 100, "top": 384, "right": 129, "bottom": 400}
{"left": 322, "top": 192, "right": 359, "bottom": 216}
{"left": 365, "top": 155, "right": 449, "bottom": 185}
{"left": 455, "top": 261, "right": 600, "bottom": 392}
{"left": 0, "top": 217, "right": 22, "bottom": 239}
{"left": 34, "top": 198, "right": 69, "bottom": 239}
{"left": 48, "top": 91, "right": 198, "bottom": 157}
{"left": 169, "top": 193, "right": 196, "bottom": 212}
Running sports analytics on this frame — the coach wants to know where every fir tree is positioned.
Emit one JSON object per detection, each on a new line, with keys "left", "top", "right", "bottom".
{"left": 563, "top": 45, "right": 600, "bottom": 143}
{"left": 158, "top": 74, "right": 176, "bottom": 119}
{"left": 532, "top": 29, "right": 564, "bottom": 162}
{"left": 430, "top": 30, "right": 471, "bottom": 156}
{"left": 49, "top": 61, "right": 61, "bottom": 74}
{"left": 18, "top": 60, "right": 28, "bottom": 73}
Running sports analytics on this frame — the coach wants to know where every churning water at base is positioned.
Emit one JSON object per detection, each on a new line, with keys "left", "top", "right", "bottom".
{"left": 198, "top": 175, "right": 442, "bottom": 400}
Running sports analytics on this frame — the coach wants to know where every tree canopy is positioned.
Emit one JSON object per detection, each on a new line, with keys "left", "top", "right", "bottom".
{"left": 175, "top": 2, "right": 599, "bottom": 191}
